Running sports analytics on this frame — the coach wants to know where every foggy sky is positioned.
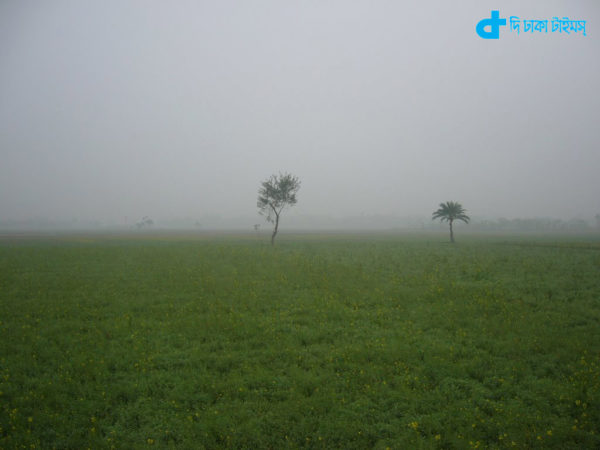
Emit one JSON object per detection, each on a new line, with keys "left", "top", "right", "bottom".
{"left": 1, "top": 0, "right": 599, "bottom": 227}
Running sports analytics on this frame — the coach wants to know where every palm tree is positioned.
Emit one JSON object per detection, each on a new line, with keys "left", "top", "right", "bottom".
{"left": 432, "top": 201, "right": 470, "bottom": 243}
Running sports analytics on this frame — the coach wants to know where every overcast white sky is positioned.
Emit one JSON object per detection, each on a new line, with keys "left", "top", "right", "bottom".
{"left": 1, "top": 0, "right": 598, "bottom": 225}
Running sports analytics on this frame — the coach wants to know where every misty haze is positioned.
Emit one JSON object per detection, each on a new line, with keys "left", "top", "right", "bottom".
{"left": 1, "top": 1, "right": 599, "bottom": 231}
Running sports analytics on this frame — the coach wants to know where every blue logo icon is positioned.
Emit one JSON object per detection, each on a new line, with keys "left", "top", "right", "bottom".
{"left": 476, "top": 10, "right": 507, "bottom": 39}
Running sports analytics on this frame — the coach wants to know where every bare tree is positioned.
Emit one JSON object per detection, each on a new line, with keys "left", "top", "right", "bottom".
{"left": 257, "top": 173, "right": 300, "bottom": 245}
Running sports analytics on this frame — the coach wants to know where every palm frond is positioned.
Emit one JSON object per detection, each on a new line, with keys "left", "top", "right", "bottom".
{"left": 432, "top": 201, "right": 470, "bottom": 222}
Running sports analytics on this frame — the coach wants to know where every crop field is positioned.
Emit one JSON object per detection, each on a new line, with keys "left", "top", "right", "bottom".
{"left": 1, "top": 232, "right": 599, "bottom": 449}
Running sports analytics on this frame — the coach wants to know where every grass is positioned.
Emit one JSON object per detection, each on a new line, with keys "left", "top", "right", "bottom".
{"left": 1, "top": 232, "right": 599, "bottom": 449}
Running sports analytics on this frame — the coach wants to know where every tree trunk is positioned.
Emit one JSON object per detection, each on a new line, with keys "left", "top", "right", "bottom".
{"left": 271, "top": 213, "right": 279, "bottom": 246}
{"left": 449, "top": 219, "right": 454, "bottom": 243}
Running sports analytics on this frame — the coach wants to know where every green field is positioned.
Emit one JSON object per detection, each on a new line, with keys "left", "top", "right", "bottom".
{"left": 1, "top": 233, "right": 599, "bottom": 449}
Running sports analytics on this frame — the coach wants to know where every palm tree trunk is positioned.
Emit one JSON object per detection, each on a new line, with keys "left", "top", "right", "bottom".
{"left": 449, "top": 219, "right": 454, "bottom": 243}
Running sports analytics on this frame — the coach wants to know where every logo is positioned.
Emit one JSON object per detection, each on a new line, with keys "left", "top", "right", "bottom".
{"left": 476, "top": 10, "right": 587, "bottom": 39}
{"left": 476, "top": 10, "right": 506, "bottom": 39}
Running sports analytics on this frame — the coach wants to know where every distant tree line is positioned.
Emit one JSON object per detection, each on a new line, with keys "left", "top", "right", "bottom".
{"left": 469, "top": 217, "right": 593, "bottom": 232}
{"left": 135, "top": 216, "right": 154, "bottom": 229}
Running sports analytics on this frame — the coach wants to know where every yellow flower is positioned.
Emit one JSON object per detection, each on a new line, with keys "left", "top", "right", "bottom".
{"left": 147, "top": 438, "right": 154, "bottom": 445}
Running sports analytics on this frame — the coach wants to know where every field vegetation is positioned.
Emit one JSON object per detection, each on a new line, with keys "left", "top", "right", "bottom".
{"left": 1, "top": 232, "right": 599, "bottom": 449}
